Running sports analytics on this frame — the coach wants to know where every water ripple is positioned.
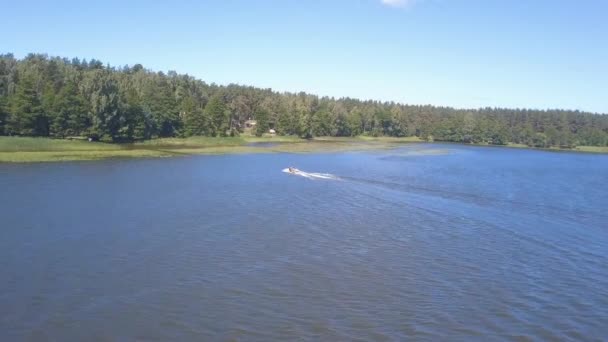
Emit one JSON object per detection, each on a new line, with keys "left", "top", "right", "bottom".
{"left": 1, "top": 147, "right": 607, "bottom": 340}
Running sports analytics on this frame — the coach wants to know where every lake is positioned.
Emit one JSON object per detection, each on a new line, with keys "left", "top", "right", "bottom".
{"left": 1, "top": 143, "right": 607, "bottom": 340}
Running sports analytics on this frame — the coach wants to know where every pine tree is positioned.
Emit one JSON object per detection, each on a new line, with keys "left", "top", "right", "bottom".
{"left": 254, "top": 108, "right": 269, "bottom": 137}
{"left": 204, "top": 95, "right": 228, "bottom": 136}
{"left": 10, "top": 72, "right": 46, "bottom": 135}
{"left": 184, "top": 107, "right": 207, "bottom": 136}
{"left": 1, "top": 53, "right": 608, "bottom": 148}
{"left": 41, "top": 83, "right": 58, "bottom": 135}
{"left": 0, "top": 96, "right": 7, "bottom": 135}
{"left": 312, "top": 108, "right": 331, "bottom": 136}
{"left": 145, "top": 76, "right": 179, "bottom": 137}
{"left": 89, "top": 73, "right": 121, "bottom": 140}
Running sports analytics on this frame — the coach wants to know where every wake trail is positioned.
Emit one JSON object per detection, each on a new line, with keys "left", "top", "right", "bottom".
{"left": 282, "top": 168, "right": 340, "bottom": 180}
{"left": 284, "top": 169, "right": 602, "bottom": 225}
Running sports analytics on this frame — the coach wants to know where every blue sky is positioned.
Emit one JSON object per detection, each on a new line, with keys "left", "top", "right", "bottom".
{"left": 2, "top": 0, "right": 607, "bottom": 113}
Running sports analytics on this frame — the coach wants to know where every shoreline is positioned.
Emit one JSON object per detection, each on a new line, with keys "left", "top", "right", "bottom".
{"left": 1, "top": 136, "right": 607, "bottom": 163}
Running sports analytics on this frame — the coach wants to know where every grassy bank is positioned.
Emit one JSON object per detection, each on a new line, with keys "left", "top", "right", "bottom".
{"left": 573, "top": 145, "right": 608, "bottom": 153}
{"left": 1, "top": 135, "right": 606, "bottom": 163}
{"left": 0, "top": 137, "right": 169, "bottom": 162}
{"left": 0, "top": 135, "right": 411, "bottom": 162}
{"left": 0, "top": 136, "right": 261, "bottom": 162}
{"left": 501, "top": 142, "right": 608, "bottom": 154}
{"left": 0, "top": 137, "right": 119, "bottom": 152}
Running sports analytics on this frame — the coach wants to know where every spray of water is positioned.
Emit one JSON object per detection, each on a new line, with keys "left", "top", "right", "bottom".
{"left": 282, "top": 168, "right": 339, "bottom": 180}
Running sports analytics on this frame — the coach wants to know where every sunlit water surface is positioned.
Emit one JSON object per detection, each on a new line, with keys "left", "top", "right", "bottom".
{"left": 1, "top": 144, "right": 607, "bottom": 340}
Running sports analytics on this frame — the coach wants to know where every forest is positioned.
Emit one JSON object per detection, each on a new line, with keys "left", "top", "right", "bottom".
{"left": 1, "top": 53, "right": 607, "bottom": 148}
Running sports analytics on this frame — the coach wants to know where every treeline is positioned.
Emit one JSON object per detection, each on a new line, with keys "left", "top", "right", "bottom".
{"left": 1, "top": 53, "right": 607, "bottom": 147}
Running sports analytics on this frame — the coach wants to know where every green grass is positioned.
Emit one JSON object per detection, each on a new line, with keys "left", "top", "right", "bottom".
{"left": 0, "top": 135, "right": 308, "bottom": 162}
{"left": 506, "top": 143, "right": 529, "bottom": 149}
{"left": 0, "top": 136, "right": 120, "bottom": 152}
{"left": 0, "top": 149, "right": 175, "bottom": 163}
{"left": 355, "top": 136, "right": 423, "bottom": 143}
{"left": 574, "top": 145, "right": 608, "bottom": 153}
{"left": 134, "top": 135, "right": 302, "bottom": 148}
{"left": 134, "top": 136, "right": 246, "bottom": 148}
{"left": 503, "top": 142, "right": 608, "bottom": 154}
{"left": 242, "top": 134, "right": 303, "bottom": 143}
{"left": 0, "top": 135, "right": 412, "bottom": 162}
{"left": 2, "top": 135, "right": 605, "bottom": 163}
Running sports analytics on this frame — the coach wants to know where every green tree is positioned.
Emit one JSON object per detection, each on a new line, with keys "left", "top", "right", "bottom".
{"left": 312, "top": 107, "right": 332, "bottom": 136}
{"left": 2, "top": 52, "right": 608, "bottom": 150}
{"left": 115, "top": 88, "right": 150, "bottom": 141}
{"left": 254, "top": 107, "right": 270, "bottom": 137}
{"left": 184, "top": 107, "right": 208, "bottom": 136}
{"left": 277, "top": 110, "right": 296, "bottom": 136}
{"left": 488, "top": 121, "right": 509, "bottom": 145}
{"left": 52, "top": 79, "right": 88, "bottom": 136}
{"left": 529, "top": 132, "right": 548, "bottom": 148}
{"left": 579, "top": 128, "right": 607, "bottom": 146}
{"left": 514, "top": 124, "right": 535, "bottom": 145}
{"left": 89, "top": 73, "right": 121, "bottom": 140}
{"left": 204, "top": 95, "right": 229, "bottom": 136}
{"left": 332, "top": 102, "right": 351, "bottom": 136}
{"left": 145, "top": 75, "right": 179, "bottom": 137}
{"left": 10, "top": 72, "right": 48, "bottom": 135}
{"left": 0, "top": 96, "right": 7, "bottom": 135}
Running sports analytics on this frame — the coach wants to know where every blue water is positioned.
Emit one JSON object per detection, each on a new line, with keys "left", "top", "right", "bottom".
{"left": 1, "top": 144, "right": 607, "bottom": 340}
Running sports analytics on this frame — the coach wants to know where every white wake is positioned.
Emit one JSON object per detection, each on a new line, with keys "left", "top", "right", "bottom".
{"left": 282, "top": 168, "right": 339, "bottom": 180}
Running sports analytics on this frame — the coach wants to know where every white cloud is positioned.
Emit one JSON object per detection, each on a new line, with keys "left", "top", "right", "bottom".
{"left": 380, "top": 0, "right": 418, "bottom": 8}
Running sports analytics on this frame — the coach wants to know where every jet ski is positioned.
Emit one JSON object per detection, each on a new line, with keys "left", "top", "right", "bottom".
{"left": 282, "top": 166, "right": 301, "bottom": 174}
{"left": 282, "top": 167, "right": 338, "bottom": 180}
{"left": 286, "top": 166, "right": 300, "bottom": 174}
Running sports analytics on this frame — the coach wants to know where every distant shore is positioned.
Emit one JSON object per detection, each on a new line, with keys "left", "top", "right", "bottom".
{"left": 0, "top": 135, "right": 606, "bottom": 163}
